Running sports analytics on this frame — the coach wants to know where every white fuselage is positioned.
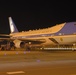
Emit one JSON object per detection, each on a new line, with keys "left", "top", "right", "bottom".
{"left": 10, "top": 23, "right": 76, "bottom": 46}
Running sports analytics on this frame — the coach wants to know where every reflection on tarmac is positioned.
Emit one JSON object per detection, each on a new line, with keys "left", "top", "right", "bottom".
{"left": 0, "top": 50, "right": 76, "bottom": 75}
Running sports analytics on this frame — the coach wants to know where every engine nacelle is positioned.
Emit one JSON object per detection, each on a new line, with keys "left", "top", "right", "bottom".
{"left": 13, "top": 40, "right": 25, "bottom": 48}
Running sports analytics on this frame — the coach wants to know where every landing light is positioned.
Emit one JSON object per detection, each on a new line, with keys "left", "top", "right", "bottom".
{"left": 29, "top": 42, "right": 31, "bottom": 44}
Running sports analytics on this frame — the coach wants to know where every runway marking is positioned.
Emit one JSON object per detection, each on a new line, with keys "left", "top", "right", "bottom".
{"left": 7, "top": 71, "right": 25, "bottom": 74}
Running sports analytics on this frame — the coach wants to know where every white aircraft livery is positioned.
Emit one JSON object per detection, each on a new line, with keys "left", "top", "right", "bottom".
{"left": 8, "top": 17, "right": 76, "bottom": 48}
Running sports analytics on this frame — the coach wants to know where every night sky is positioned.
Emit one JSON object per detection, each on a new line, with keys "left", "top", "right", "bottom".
{"left": 0, "top": 1, "right": 76, "bottom": 34}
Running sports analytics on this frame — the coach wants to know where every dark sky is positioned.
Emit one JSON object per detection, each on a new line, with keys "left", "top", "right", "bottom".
{"left": 0, "top": 1, "right": 76, "bottom": 34}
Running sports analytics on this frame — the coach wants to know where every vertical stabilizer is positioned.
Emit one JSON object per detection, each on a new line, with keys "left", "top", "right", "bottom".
{"left": 8, "top": 17, "right": 19, "bottom": 33}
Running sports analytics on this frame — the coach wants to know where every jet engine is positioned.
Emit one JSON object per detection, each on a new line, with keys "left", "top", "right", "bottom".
{"left": 13, "top": 40, "right": 25, "bottom": 48}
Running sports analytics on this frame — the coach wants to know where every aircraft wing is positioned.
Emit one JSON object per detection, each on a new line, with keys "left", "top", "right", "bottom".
{"left": 16, "top": 38, "right": 46, "bottom": 44}
{"left": 0, "top": 37, "right": 46, "bottom": 44}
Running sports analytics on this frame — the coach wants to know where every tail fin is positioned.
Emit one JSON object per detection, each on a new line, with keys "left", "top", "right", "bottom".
{"left": 8, "top": 17, "right": 19, "bottom": 33}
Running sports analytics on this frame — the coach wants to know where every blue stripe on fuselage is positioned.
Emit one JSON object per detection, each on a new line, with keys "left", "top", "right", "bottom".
{"left": 55, "top": 22, "right": 76, "bottom": 35}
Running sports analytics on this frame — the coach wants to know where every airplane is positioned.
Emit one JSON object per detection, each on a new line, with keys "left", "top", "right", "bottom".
{"left": 7, "top": 17, "right": 76, "bottom": 50}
